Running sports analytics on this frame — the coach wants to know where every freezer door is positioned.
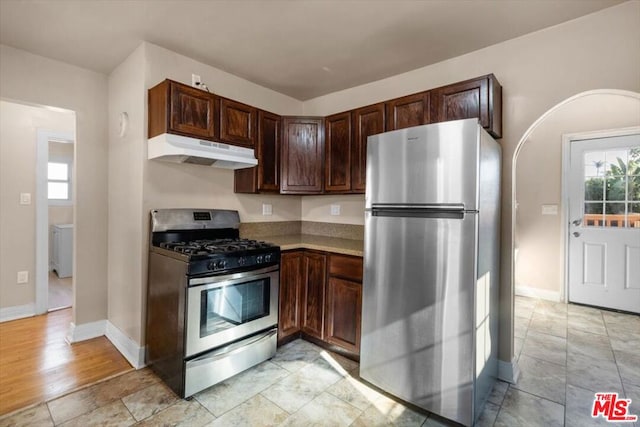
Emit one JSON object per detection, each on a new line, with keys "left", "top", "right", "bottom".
{"left": 365, "top": 119, "right": 480, "bottom": 210}
{"left": 360, "top": 210, "right": 478, "bottom": 426}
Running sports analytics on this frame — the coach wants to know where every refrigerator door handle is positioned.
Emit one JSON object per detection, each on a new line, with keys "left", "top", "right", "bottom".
{"left": 371, "top": 203, "right": 465, "bottom": 211}
{"left": 370, "top": 205, "right": 467, "bottom": 219}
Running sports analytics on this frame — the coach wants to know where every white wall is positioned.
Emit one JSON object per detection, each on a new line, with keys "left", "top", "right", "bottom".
{"left": 0, "top": 101, "right": 75, "bottom": 310}
{"left": 301, "top": 1, "right": 640, "bottom": 362}
{"left": 515, "top": 92, "right": 640, "bottom": 300}
{"left": 0, "top": 45, "right": 109, "bottom": 326}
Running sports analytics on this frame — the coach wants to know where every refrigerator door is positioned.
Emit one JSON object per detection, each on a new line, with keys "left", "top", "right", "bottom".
{"left": 360, "top": 209, "right": 478, "bottom": 426}
{"left": 365, "top": 118, "right": 480, "bottom": 210}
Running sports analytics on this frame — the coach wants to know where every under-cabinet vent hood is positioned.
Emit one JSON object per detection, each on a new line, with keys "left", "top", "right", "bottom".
{"left": 148, "top": 133, "right": 258, "bottom": 170}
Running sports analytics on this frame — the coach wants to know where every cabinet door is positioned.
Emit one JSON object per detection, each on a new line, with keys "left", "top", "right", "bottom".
{"left": 169, "top": 82, "right": 215, "bottom": 139}
{"left": 431, "top": 74, "right": 502, "bottom": 138}
{"left": 219, "top": 98, "right": 256, "bottom": 147}
{"left": 352, "top": 103, "right": 385, "bottom": 193}
{"left": 281, "top": 117, "right": 324, "bottom": 194}
{"left": 278, "top": 251, "right": 304, "bottom": 343}
{"left": 385, "top": 92, "right": 431, "bottom": 131}
{"left": 325, "top": 277, "right": 362, "bottom": 354}
{"left": 301, "top": 252, "right": 327, "bottom": 339}
{"left": 325, "top": 112, "right": 352, "bottom": 193}
{"left": 258, "top": 111, "right": 280, "bottom": 191}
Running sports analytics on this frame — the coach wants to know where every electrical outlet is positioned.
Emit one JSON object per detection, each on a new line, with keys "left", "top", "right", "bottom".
{"left": 262, "top": 203, "right": 273, "bottom": 216}
{"left": 17, "top": 271, "right": 28, "bottom": 284}
{"left": 20, "top": 193, "right": 31, "bottom": 205}
{"left": 192, "top": 74, "right": 201, "bottom": 88}
{"left": 330, "top": 204, "right": 341, "bottom": 216}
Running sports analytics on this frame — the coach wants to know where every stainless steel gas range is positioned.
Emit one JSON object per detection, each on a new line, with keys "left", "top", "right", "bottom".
{"left": 145, "top": 209, "right": 280, "bottom": 398}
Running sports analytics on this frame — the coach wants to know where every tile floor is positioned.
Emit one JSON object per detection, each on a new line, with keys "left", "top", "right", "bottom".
{"left": 48, "top": 271, "right": 72, "bottom": 311}
{"left": 1, "top": 296, "right": 638, "bottom": 427}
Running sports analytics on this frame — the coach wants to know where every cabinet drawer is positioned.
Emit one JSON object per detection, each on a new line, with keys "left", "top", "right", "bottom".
{"left": 329, "top": 255, "right": 363, "bottom": 282}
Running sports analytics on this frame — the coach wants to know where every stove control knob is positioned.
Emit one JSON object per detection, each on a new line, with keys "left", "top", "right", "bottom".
{"left": 265, "top": 254, "right": 272, "bottom": 263}
{"left": 217, "top": 260, "right": 226, "bottom": 270}
{"left": 238, "top": 257, "right": 246, "bottom": 266}
{"left": 207, "top": 261, "right": 216, "bottom": 271}
{"left": 256, "top": 255, "right": 264, "bottom": 264}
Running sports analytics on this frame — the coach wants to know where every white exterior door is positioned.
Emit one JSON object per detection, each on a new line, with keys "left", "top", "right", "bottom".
{"left": 568, "top": 133, "right": 640, "bottom": 313}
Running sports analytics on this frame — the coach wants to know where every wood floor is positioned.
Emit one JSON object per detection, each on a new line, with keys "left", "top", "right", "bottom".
{"left": 0, "top": 308, "right": 133, "bottom": 415}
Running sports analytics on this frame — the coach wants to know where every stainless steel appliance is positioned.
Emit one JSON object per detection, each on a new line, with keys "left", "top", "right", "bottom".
{"left": 360, "top": 118, "right": 501, "bottom": 426}
{"left": 146, "top": 209, "right": 280, "bottom": 398}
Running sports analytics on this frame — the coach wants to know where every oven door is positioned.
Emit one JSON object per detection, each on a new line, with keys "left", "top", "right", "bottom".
{"left": 185, "top": 265, "right": 279, "bottom": 358}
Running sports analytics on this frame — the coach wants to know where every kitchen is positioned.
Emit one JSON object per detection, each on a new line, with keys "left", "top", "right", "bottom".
{"left": 1, "top": 1, "right": 639, "bottom": 426}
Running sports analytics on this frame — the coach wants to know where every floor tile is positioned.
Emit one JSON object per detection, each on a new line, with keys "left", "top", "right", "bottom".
{"left": 134, "top": 399, "right": 214, "bottom": 427}
{"left": 260, "top": 357, "right": 344, "bottom": 413}
{"left": 513, "top": 354, "right": 566, "bottom": 404}
{"left": 623, "top": 382, "right": 640, "bottom": 407}
{"left": 565, "top": 384, "right": 630, "bottom": 427}
{"left": 321, "top": 350, "right": 359, "bottom": 374}
{"left": 0, "top": 403, "right": 53, "bottom": 427}
{"left": 269, "top": 339, "right": 322, "bottom": 373}
{"left": 515, "top": 296, "right": 538, "bottom": 311}
{"left": 207, "top": 394, "right": 288, "bottom": 427}
{"left": 514, "top": 316, "right": 530, "bottom": 339}
{"left": 487, "top": 380, "right": 509, "bottom": 406}
{"left": 533, "top": 300, "right": 567, "bottom": 320}
{"left": 521, "top": 330, "right": 567, "bottom": 366}
{"left": 121, "top": 382, "right": 179, "bottom": 421}
{"left": 528, "top": 312, "right": 568, "bottom": 338}
{"left": 567, "top": 351, "right": 624, "bottom": 394}
{"left": 567, "top": 329, "right": 615, "bottom": 362}
{"left": 568, "top": 310, "right": 607, "bottom": 335}
{"left": 194, "top": 360, "right": 288, "bottom": 417}
{"left": 326, "top": 375, "right": 385, "bottom": 411}
{"left": 476, "top": 401, "right": 500, "bottom": 427}
{"left": 46, "top": 369, "right": 158, "bottom": 425}
{"left": 602, "top": 311, "right": 640, "bottom": 331}
{"left": 608, "top": 330, "right": 640, "bottom": 353}
{"left": 514, "top": 337, "right": 524, "bottom": 360}
{"left": 280, "top": 392, "right": 362, "bottom": 427}
{"left": 422, "top": 416, "right": 458, "bottom": 426}
{"left": 615, "top": 350, "right": 640, "bottom": 387}
{"left": 57, "top": 400, "right": 135, "bottom": 427}
{"left": 495, "top": 388, "right": 564, "bottom": 427}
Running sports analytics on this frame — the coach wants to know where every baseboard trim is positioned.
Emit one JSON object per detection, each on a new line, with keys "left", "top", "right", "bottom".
{"left": 0, "top": 303, "right": 36, "bottom": 323}
{"left": 66, "top": 319, "right": 106, "bottom": 343}
{"left": 105, "top": 321, "right": 146, "bottom": 369}
{"left": 515, "top": 285, "right": 561, "bottom": 302}
{"left": 498, "top": 357, "right": 521, "bottom": 384}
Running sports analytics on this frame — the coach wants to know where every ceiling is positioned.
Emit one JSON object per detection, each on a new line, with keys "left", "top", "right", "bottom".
{"left": 0, "top": 0, "right": 624, "bottom": 100}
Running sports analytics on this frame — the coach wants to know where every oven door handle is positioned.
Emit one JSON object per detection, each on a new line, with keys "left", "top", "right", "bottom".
{"left": 188, "top": 328, "right": 277, "bottom": 367}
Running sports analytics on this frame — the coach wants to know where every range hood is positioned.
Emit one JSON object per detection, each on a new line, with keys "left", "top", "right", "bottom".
{"left": 148, "top": 133, "right": 258, "bottom": 170}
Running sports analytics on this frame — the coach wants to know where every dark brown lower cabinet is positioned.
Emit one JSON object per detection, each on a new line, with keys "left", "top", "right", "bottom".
{"left": 278, "top": 250, "right": 363, "bottom": 358}
{"left": 278, "top": 251, "right": 303, "bottom": 344}
{"left": 325, "top": 277, "right": 362, "bottom": 354}
{"left": 300, "top": 252, "right": 327, "bottom": 339}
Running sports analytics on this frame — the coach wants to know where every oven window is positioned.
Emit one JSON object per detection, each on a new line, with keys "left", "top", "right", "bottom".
{"left": 200, "top": 279, "right": 270, "bottom": 337}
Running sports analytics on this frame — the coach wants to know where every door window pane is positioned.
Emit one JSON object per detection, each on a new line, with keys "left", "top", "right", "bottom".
{"left": 583, "top": 146, "right": 640, "bottom": 229}
{"left": 48, "top": 182, "right": 69, "bottom": 200}
{"left": 48, "top": 162, "right": 68, "bottom": 180}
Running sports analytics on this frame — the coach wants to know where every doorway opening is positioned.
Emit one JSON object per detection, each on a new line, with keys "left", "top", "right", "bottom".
{"left": 0, "top": 99, "right": 75, "bottom": 321}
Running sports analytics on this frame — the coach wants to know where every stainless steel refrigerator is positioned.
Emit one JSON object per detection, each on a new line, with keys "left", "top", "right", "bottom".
{"left": 360, "top": 118, "right": 501, "bottom": 427}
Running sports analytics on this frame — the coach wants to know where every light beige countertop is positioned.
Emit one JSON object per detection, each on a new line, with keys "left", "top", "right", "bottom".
{"left": 256, "top": 234, "right": 364, "bottom": 257}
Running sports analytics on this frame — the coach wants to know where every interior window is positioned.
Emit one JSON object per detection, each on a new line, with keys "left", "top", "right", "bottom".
{"left": 48, "top": 161, "right": 71, "bottom": 202}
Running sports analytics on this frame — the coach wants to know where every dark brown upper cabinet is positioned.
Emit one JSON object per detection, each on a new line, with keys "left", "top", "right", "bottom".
{"left": 218, "top": 97, "right": 257, "bottom": 147}
{"left": 324, "top": 111, "right": 352, "bottom": 193}
{"left": 431, "top": 74, "right": 502, "bottom": 138}
{"left": 280, "top": 117, "right": 325, "bottom": 194}
{"left": 148, "top": 79, "right": 216, "bottom": 140}
{"left": 385, "top": 91, "right": 431, "bottom": 131}
{"left": 352, "top": 103, "right": 385, "bottom": 193}
{"left": 234, "top": 110, "right": 281, "bottom": 193}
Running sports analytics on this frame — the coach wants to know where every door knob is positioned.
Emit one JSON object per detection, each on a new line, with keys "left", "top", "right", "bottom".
{"left": 573, "top": 231, "right": 581, "bottom": 237}
{"left": 572, "top": 218, "right": 582, "bottom": 226}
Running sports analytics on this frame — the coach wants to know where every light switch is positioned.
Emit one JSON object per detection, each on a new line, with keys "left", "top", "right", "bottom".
{"left": 330, "top": 204, "right": 341, "bottom": 216}
{"left": 262, "top": 203, "right": 273, "bottom": 216}
{"left": 17, "top": 271, "right": 28, "bottom": 284}
{"left": 20, "top": 193, "right": 31, "bottom": 205}
{"left": 541, "top": 204, "right": 558, "bottom": 215}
